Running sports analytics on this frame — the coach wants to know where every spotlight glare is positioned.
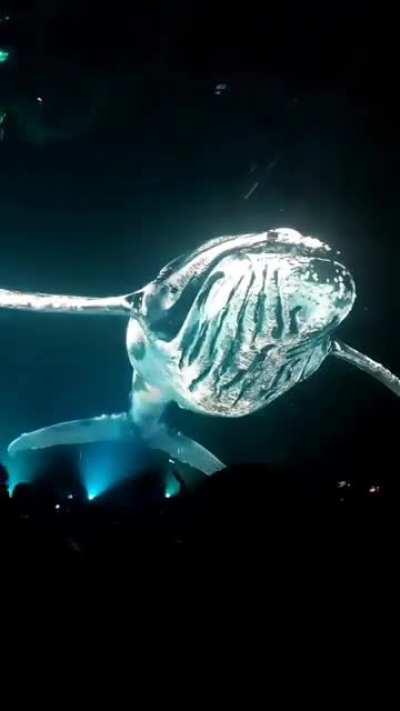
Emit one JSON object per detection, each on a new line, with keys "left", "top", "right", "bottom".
{"left": 80, "top": 442, "right": 142, "bottom": 501}
{"left": 6, "top": 455, "right": 36, "bottom": 495}
{"left": 164, "top": 469, "right": 181, "bottom": 499}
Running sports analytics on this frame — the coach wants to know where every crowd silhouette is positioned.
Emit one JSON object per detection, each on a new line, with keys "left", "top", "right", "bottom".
{"left": 0, "top": 446, "right": 390, "bottom": 575}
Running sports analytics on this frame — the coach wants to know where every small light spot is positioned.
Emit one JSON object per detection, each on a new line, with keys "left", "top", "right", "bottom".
{"left": 214, "top": 82, "right": 228, "bottom": 95}
{"left": 368, "top": 484, "right": 382, "bottom": 495}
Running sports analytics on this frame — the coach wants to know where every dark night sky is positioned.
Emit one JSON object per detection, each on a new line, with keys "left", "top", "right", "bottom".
{"left": 0, "top": 1, "right": 399, "bottom": 484}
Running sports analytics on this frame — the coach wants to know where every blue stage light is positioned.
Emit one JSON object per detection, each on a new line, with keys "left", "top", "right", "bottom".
{"left": 80, "top": 442, "right": 141, "bottom": 500}
{"left": 164, "top": 468, "right": 181, "bottom": 499}
{"left": 6, "top": 456, "right": 35, "bottom": 494}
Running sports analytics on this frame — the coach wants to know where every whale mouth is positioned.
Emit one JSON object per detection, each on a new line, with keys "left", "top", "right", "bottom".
{"left": 141, "top": 230, "right": 336, "bottom": 342}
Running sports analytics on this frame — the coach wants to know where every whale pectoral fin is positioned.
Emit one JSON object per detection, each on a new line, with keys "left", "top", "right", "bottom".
{"left": 8, "top": 412, "right": 136, "bottom": 457}
{"left": 143, "top": 423, "right": 225, "bottom": 477}
{"left": 167, "top": 461, "right": 209, "bottom": 491}
{"left": 8, "top": 410, "right": 225, "bottom": 484}
{"left": 331, "top": 339, "right": 400, "bottom": 397}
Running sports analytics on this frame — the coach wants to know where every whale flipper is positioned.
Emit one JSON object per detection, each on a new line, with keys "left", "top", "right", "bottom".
{"left": 8, "top": 412, "right": 136, "bottom": 457}
{"left": 331, "top": 340, "right": 400, "bottom": 397}
{"left": 143, "top": 424, "right": 225, "bottom": 476}
{"left": 7, "top": 413, "right": 225, "bottom": 478}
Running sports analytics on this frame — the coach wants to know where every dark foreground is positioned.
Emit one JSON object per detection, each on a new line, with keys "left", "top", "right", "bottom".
{"left": 0, "top": 453, "right": 394, "bottom": 580}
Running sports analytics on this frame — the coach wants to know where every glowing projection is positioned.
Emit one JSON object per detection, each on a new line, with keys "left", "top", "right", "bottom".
{"left": 1, "top": 228, "right": 400, "bottom": 483}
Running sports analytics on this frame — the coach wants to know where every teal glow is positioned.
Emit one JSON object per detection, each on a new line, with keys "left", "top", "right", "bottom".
{"left": 164, "top": 469, "right": 181, "bottom": 499}
{"left": 0, "top": 49, "right": 10, "bottom": 63}
{"left": 82, "top": 447, "right": 116, "bottom": 500}
{"left": 7, "top": 456, "right": 35, "bottom": 494}
{"left": 80, "top": 442, "right": 139, "bottom": 500}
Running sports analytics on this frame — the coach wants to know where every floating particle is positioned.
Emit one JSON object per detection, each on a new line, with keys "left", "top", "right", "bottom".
{"left": 214, "top": 83, "right": 228, "bottom": 96}
{"left": 243, "top": 181, "right": 259, "bottom": 200}
{"left": 337, "top": 480, "right": 351, "bottom": 489}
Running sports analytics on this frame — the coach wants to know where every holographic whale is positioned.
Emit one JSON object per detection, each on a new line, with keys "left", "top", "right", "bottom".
{"left": 1, "top": 228, "right": 399, "bottom": 479}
